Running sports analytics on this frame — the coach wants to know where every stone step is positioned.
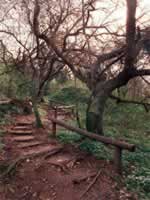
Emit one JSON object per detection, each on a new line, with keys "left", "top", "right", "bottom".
{"left": 22, "top": 144, "right": 59, "bottom": 157}
{"left": 8, "top": 130, "right": 33, "bottom": 135}
{"left": 18, "top": 141, "right": 44, "bottom": 149}
{"left": 12, "top": 126, "right": 32, "bottom": 131}
{"left": 12, "top": 136, "right": 35, "bottom": 142}
{"left": 16, "top": 122, "right": 33, "bottom": 126}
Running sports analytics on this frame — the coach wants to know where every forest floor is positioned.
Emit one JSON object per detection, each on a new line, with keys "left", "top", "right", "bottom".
{"left": 0, "top": 111, "right": 138, "bottom": 200}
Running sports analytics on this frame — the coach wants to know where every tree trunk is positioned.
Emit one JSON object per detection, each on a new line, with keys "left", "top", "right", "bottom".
{"left": 31, "top": 80, "right": 43, "bottom": 128}
{"left": 32, "top": 99, "right": 43, "bottom": 128}
{"left": 86, "top": 70, "right": 134, "bottom": 135}
{"left": 86, "top": 91, "right": 108, "bottom": 135}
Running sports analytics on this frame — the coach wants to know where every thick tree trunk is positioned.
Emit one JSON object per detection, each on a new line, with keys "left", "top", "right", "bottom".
{"left": 32, "top": 99, "right": 43, "bottom": 128}
{"left": 86, "top": 89, "right": 108, "bottom": 135}
{"left": 86, "top": 92, "right": 107, "bottom": 135}
{"left": 31, "top": 80, "right": 43, "bottom": 128}
{"left": 86, "top": 69, "right": 135, "bottom": 135}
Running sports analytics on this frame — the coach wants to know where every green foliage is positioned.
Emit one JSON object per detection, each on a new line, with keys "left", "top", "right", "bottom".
{"left": 48, "top": 86, "right": 90, "bottom": 105}
{"left": 124, "top": 148, "right": 150, "bottom": 199}
{"left": 47, "top": 83, "right": 89, "bottom": 128}
{"left": 0, "top": 64, "right": 31, "bottom": 99}
{"left": 62, "top": 100, "right": 150, "bottom": 199}
{"left": 56, "top": 130, "right": 82, "bottom": 144}
{"left": 79, "top": 139, "right": 112, "bottom": 160}
{"left": 48, "top": 83, "right": 150, "bottom": 199}
{"left": 104, "top": 99, "right": 150, "bottom": 138}
{"left": 103, "top": 99, "right": 150, "bottom": 199}
{"left": 56, "top": 130, "right": 112, "bottom": 159}
{"left": 0, "top": 104, "right": 19, "bottom": 125}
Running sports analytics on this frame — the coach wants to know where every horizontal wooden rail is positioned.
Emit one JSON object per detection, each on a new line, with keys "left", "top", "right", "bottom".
{"left": 48, "top": 108, "right": 136, "bottom": 174}
{"left": 49, "top": 116, "right": 135, "bottom": 152}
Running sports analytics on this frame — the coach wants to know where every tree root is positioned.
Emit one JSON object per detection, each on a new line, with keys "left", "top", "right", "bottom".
{"left": 79, "top": 169, "right": 102, "bottom": 199}
{"left": 66, "top": 155, "right": 84, "bottom": 168}
{"left": 72, "top": 172, "right": 97, "bottom": 184}
{"left": 0, "top": 156, "right": 27, "bottom": 180}
{"left": 44, "top": 146, "right": 63, "bottom": 159}
{"left": 79, "top": 164, "right": 105, "bottom": 199}
{"left": 47, "top": 161, "right": 69, "bottom": 173}
{"left": 0, "top": 146, "right": 63, "bottom": 180}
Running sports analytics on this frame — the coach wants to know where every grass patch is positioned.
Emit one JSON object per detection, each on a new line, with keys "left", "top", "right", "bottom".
{"left": 56, "top": 130, "right": 112, "bottom": 160}
{"left": 79, "top": 139, "right": 112, "bottom": 160}
{"left": 56, "top": 130, "right": 82, "bottom": 144}
{"left": 124, "top": 148, "right": 150, "bottom": 199}
{"left": 0, "top": 104, "right": 20, "bottom": 125}
{"left": 104, "top": 100, "right": 150, "bottom": 199}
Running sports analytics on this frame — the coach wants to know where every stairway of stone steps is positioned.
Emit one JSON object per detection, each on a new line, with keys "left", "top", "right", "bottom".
{"left": 4, "top": 119, "right": 82, "bottom": 172}
{"left": 7, "top": 122, "right": 62, "bottom": 158}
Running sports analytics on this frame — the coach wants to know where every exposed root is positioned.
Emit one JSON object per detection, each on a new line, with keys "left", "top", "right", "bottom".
{"left": 72, "top": 172, "right": 97, "bottom": 184}
{"left": 79, "top": 164, "right": 105, "bottom": 199}
{"left": 44, "top": 146, "right": 63, "bottom": 159}
{"left": 47, "top": 161, "right": 69, "bottom": 173}
{"left": 0, "top": 146, "right": 63, "bottom": 180}
{"left": 79, "top": 169, "right": 102, "bottom": 199}
{"left": 66, "top": 155, "right": 84, "bottom": 168}
{"left": 0, "top": 157, "right": 26, "bottom": 180}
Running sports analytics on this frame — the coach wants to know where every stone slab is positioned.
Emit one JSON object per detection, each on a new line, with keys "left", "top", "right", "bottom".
{"left": 16, "top": 122, "right": 33, "bottom": 126}
{"left": 13, "top": 126, "right": 32, "bottom": 131}
{"left": 12, "top": 136, "right": 35, "bottom": 142}
{"left": 8, "top": 130, "right": 33, "bottom": 135}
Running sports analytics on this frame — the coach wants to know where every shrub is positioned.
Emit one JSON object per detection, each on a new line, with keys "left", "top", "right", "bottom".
{"left": 48, "top": 86, "right": 90, "bottom": 105}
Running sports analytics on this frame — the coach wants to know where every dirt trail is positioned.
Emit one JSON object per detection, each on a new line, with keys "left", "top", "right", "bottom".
{"left": 0, "top": 114, "right": 137, "bottom": 200}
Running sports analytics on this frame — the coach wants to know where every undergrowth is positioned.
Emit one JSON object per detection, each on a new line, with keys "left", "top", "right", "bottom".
{"left": 47, "top": 82, "right": 150, "bottom": 200}
{"left": 0, "top": 104, "right": 17, "bottom": 152}
{"left": 104, "top": 100, "right": 150, "bottom": 199}
{"left": 48, "top": 85, "right": 89, "bottom": 105}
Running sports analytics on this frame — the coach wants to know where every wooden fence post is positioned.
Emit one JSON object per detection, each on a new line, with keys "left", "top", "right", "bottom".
{"left": 52, "top": 106, "right": 57, "bottom": 137}
{"left": 114, "top": 147, "right": 122, "bottom": 174}
{"left": 48, "top": 115, "right": 135, "bottom": 173}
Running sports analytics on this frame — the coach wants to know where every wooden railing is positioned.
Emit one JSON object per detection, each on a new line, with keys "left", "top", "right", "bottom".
{"left": 49, "top": 99, "right": 75, "bottom": 114}
{"left": 48, "top": 106, "right": 136, "bottom": 174}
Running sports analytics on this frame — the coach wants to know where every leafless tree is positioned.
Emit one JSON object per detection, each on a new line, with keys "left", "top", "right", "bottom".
{"left": 0, "top": 0, "right": 150, "bottom": 133}
{"left": 0, "top": 1, "right": 65, "bottom": 99}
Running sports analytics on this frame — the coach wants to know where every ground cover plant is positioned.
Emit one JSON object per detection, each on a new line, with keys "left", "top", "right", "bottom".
{"left": 48, "top": 82, "right": 150, "bottom": 199}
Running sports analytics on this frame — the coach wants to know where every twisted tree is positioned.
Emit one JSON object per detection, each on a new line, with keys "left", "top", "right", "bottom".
{"left": 0, "top": 0, "right": 150, "bottom": 133}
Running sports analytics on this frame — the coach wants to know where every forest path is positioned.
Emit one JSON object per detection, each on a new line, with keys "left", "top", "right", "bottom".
{"left": 0, "top": 114, "right": 136, "bottom": 200}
